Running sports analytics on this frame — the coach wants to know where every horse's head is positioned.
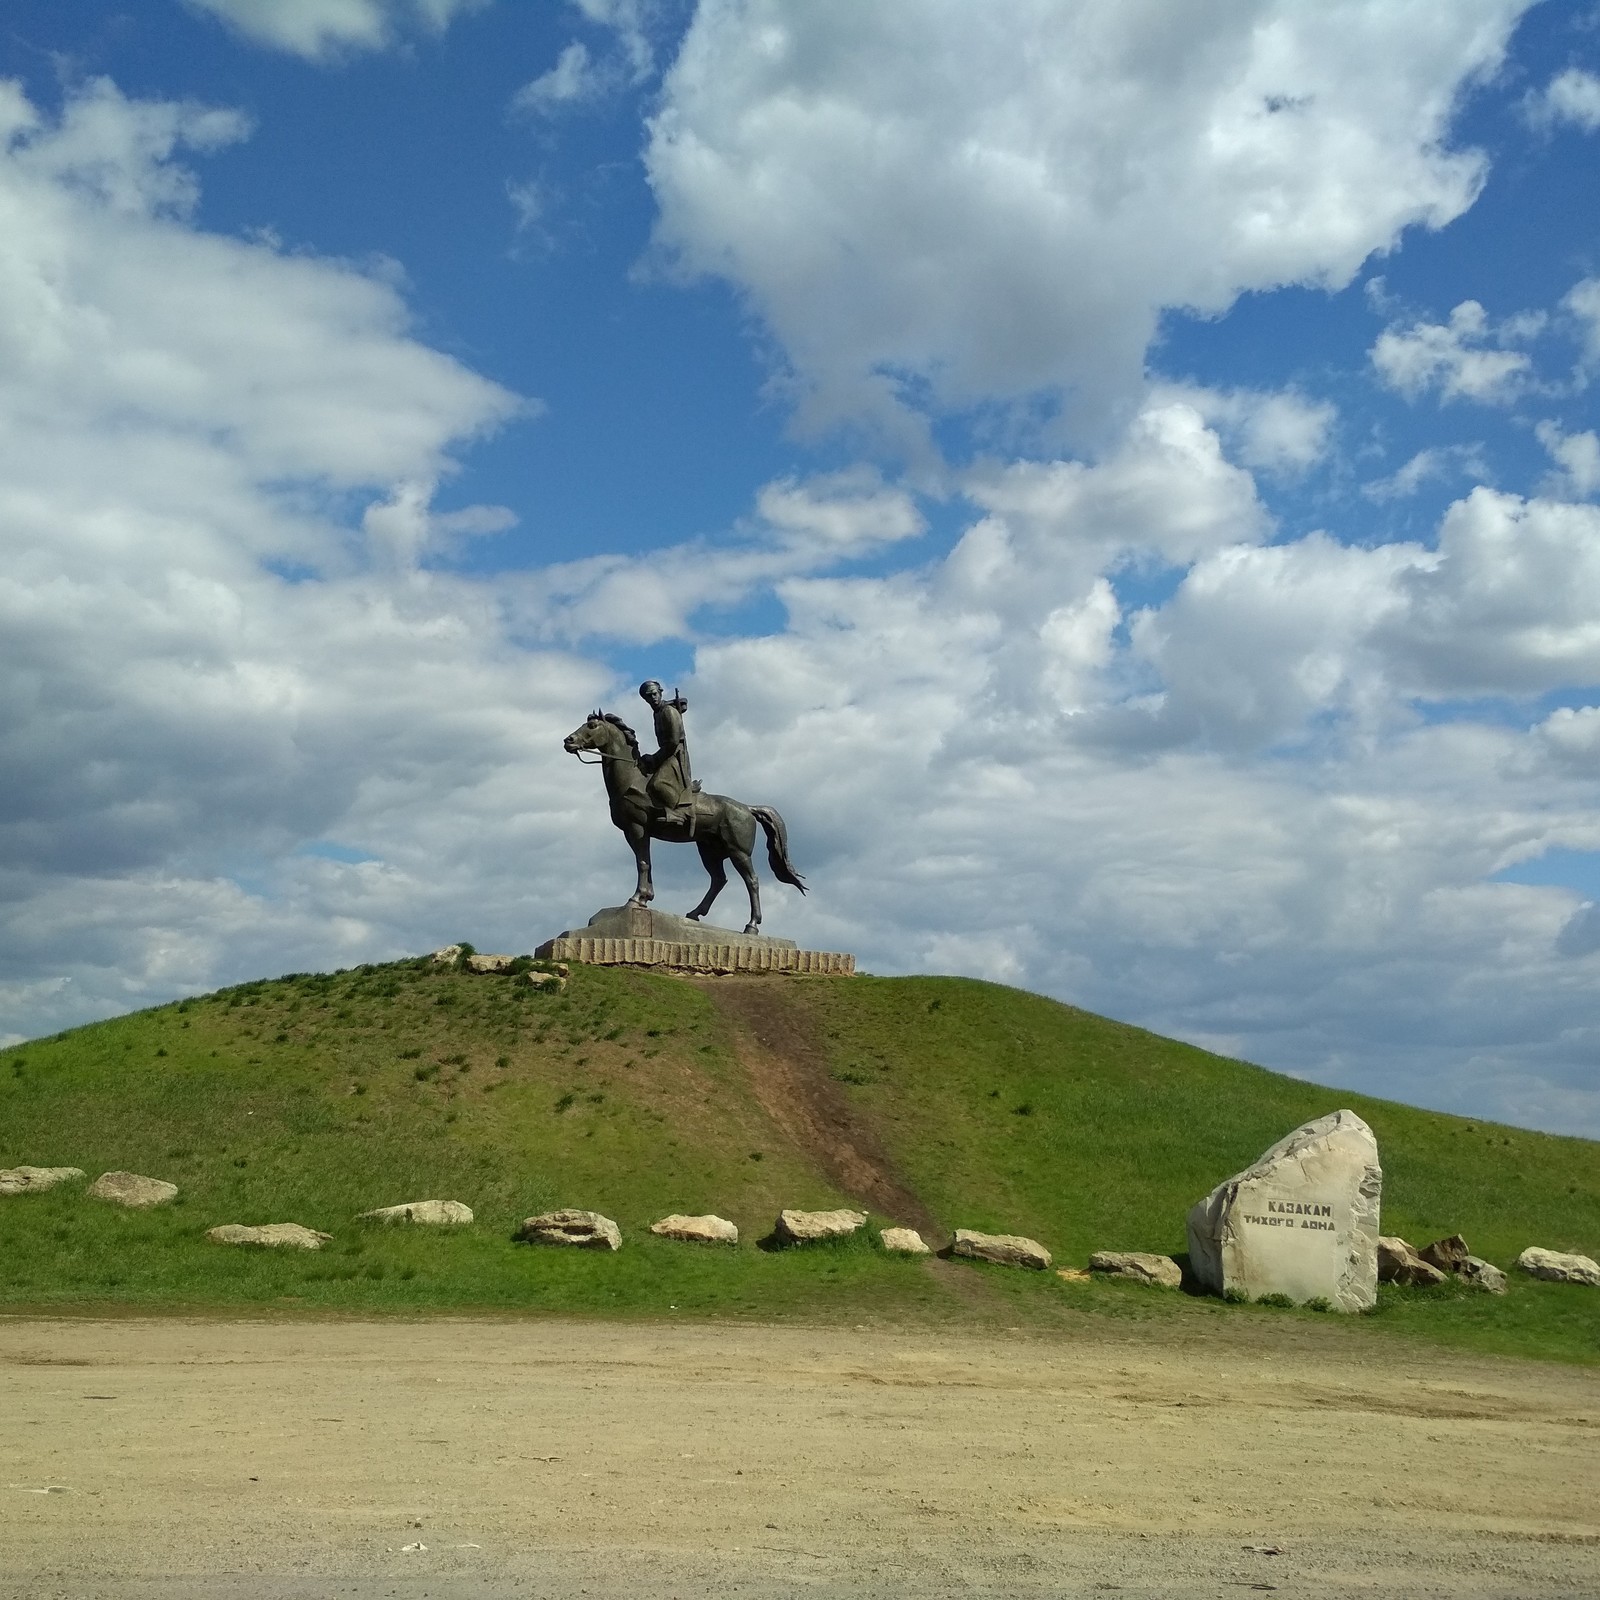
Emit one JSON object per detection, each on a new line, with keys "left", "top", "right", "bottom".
{"left": 563, "top": 711, "right": 642, "bottom": 763}
{"left": 563, "top": 713, "right": 607, "bottom": 756}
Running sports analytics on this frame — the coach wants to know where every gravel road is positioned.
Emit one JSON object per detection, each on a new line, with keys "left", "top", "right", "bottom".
{"left": 3, "top": 1313, "right": 1597, "bottom": 1598}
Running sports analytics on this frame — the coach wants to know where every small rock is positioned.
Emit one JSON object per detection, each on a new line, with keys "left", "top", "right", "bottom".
{"left": 651, "top": 1213, "right": 738, "bottom": 1245}
{"left": 951, "top": 1228, "right": 1052, "bottom": 1270}
{"left": 1461, "top": 1255, "right": 1507, "bottom": 1295}
{"left": 523, "top": 971, "right": 566, "bottom": 990}
{"left": 429, "top": 945, "right": 463, "bottom": 964}
{"left": 466, "top": 953, "right": 517, "bottom": 974}
{"left": 1378, "top": 1235, "right": 1447, "bottom": 1288}
{"left": 1055, "top": 1267, "right": 1093, "bottom": 1283}
{"left": 360, "top": 1200, "right": 473, "bottom": 1225}
{"left": 516, "top": 1209, "right": 622, "bottom": 1251}
{"left": 1088, "top": 1250, "right": 1182, "bottom": 1288}
{"left": 0, "top": 1166, "right": 85, "bottom": 1196}
{"left": 87, "top": 1171, "right": 177, "bottom": 1209}
{"left": 1516, "top": 1246, "right": 1600, "bottom": 1287}
{"left": 207, "top": 1223, "right": 331, "bottom": 1250}
{"left": 879, "top": 1227, "right": 930, "bottom": 1255}
{"left": 774, "top": 1208, "right": 867, "bottom": 1244}
{"left": 1418, "top": 1234, "right": 1471, "bottom": 1274}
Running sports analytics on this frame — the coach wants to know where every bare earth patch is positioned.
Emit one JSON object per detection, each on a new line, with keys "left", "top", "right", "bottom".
{"left": 2, "top": 1314, "right": 1598, "bottom": 1599}
{"left": 698, "top": 975, "right": 938, "bottom": 1232}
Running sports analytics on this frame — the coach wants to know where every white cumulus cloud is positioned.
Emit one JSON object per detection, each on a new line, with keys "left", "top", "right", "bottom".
{"left": 1176, "top": 386, "right": 1337, "bottom": 479}
{"left": 1371, "top": 299, "right": 1536, "bottom": 404}
{"left": 513, "top": 42, "right": 607, "bottom": 116}
{"left": 1563, "top": 277, "right": 1600, "bottom": 371}
{"left": 645, "top": 0, "right": 1528, "bottom": 443}
{"left": 185, "top": 0, "right": 487, "bottom": 59}
{"left": 1362, "top": 443, "right": 1488, "bottom": 502}
{"left": 1384, "top": 488, "right": 1600, "bottom": 695}
{"left": 1536, "top": 420, "right": 1600, "bottom": 499}
{"left": 1525, "top": 66, "right": 1600, "bottom": 131}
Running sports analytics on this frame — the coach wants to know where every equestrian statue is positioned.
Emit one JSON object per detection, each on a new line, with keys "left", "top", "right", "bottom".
{"left": 563, "top": 681, "right": 806, "bottom": 934}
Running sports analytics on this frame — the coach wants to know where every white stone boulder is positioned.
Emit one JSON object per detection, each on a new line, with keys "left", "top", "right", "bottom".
{"left": 0, "top": 1166, "right": 85, "bottom": 1196}
{"left": 1088, "top": 1250, "right": 1182, "bottom": 1288}
{"left": 651, "top": 1213, "right": 738, "bottom": 1245}
{"left": 360, "top": 1200, "right": 473, "bottom": 1225}
{"left": 1461, "top": 1255, "right": 1508, "bottom": 1295}
{"left": 466, "top": 953, "right": 517, "bottom": 974}
{"left": 523, "top": 971, "right": 565, "bottom": 990}
{"left": 1187, "top": 1109, "right": 1382, "bottom": 1313}
{"left": 87, "top": 1171, "right": 178, "bottom": 1209}
{"left": 774, "top": 1208, "right": 866, "bottom": 1244}
{"left": 879, "top": 1227, "right": 930, "bottom": 1255}
{"left": 430, "top": 944, "right": 463, "bottom": 963}
{"left": 1377, "top": 1235, "right": 1447, "bottom": 1288}
{"left": 951, "top": 1229, "right": 1052, "bottom": 1270}
{"left": 207, "top": 1223, "right": 331, "bottom": 1250}
{"left": 1516, "top": 1246, "right": 1600, "bottom": 1287}
{"left": 517, "top": 1209, "right": 622, "bottom": 1251}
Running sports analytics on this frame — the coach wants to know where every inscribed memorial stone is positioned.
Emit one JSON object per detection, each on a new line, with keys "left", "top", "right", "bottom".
{"left": 1186, "top": 1109, "right": 1381, "bottom": 1312}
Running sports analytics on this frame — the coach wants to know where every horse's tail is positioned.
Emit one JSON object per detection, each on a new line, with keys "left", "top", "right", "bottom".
{"left": 750, "top": 805, "right": 807, "bottom": 894}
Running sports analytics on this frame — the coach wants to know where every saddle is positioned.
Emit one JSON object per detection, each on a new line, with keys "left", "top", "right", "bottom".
{"left": 655, "top": 781, "right": 709, "bottom": 836}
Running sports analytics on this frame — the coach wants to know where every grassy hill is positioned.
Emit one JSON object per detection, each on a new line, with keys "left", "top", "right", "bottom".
{"left": 1, "top": 955, "right": 1597, "bottom": 1363}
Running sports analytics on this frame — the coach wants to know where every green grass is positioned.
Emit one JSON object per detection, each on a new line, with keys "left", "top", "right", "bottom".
{"left": 1, "top": 958, "right": 1596, "bottom": 1363}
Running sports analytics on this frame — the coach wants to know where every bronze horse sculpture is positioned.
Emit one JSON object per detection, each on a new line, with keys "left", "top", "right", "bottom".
{"left": 563, "top": 712, "right": 806, "bottom": 934}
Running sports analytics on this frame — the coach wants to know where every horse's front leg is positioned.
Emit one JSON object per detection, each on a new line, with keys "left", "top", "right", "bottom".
{"left": 626, "top": 823, "right": 655, "bottom": 907}
{"left": 729, "top": 847, "right": 761, "bottom": 935}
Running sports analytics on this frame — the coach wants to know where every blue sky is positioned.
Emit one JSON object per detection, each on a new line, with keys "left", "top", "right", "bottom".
{"left": 3, "top": 0, "right": 1600, "bottom": 1137}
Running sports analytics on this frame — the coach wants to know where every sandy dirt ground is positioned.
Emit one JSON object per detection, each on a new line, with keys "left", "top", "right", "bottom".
{"left": 3, "top": 1314, "right": 1599, "bottom": 1599}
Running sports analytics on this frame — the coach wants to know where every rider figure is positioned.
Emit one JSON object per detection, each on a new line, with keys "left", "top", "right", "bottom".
{"left": 638, "top": 680, "right": 695, "bottom": 828}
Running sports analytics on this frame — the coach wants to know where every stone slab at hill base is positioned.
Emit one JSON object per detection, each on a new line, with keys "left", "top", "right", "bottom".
{"left": 774, "top": 1208, "right": 867, "bottom": 1244}
{"left": 0, "top": 1166, "right": 85, "bottom": 1195}
{"left": 207, "top": 1223, "right": 331, "bottom": 1250}
{"left": 1187, "top": 1109, "right": 1381, "bottom": 1313}
{"left": 88, "top": 1171, "right": 177, "bottom": 1209}
{"left": 1378, "top": 1235, "right": 1447, "bottom": 1287}
{"left": 880, "top": 1227, "right": 930, "bottom": 1254}
{"left": 360, "top": 1200, "right": 473, "bottom": 1225}
{"left": 1089, "top": 1250, "right": 1182, "bottom": 1288}
{"left": 1517, "top": 1246, "right": 1600, "bottom": 1286}
{"left": 537, "top": 904, "right": 855, "bottom": 976}
{"left": 517, "top": 1209, "right": 622, "bottom": 1251}
{"left": 651, "top": 1213, "right": 738, "bottom": 1245}
{"left": 1462, "top": 1255, "right": 1508, "bottom": 1294}
{"left": 1419, "top": 1233, "right": 1471, "bottom": 1273}
{"left": 951, "top": 1229, "right": 1052, "bottom": 1270}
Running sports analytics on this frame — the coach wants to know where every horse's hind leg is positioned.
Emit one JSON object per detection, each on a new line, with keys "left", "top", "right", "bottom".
{"left": 729, "top": 846, "right": 761, "bottom": 934}
{"left": 687, "top": 840, "right": 727, "bottom": 922}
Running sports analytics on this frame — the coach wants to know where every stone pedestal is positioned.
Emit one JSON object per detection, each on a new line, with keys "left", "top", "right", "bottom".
{"left": 1186, "top": 1109, "right": 1382, "bottom": 1312}
{"left": 535, "top": 905, "right": 855, "bottom": 975}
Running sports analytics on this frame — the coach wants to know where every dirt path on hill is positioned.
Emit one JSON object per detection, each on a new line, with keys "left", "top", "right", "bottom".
{"left": 695, "top": 976, "right": 939, "bottom": 1235}
{"left": 3, "top": 1314, "right": 1599, "bottom": 1599}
